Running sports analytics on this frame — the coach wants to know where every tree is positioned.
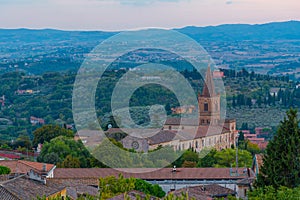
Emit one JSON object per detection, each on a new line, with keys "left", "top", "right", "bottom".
{"left": 134, "top": 179, "right": 165, "bottom": 198}
{"left": 98, "top": 174, "right": 165, "bottom": 199}
{"left": 232, "top": 96, "right": 236, "bottom": 108}
{"left": 165, "top": 103, "right": 172, "bottom": 115}
{"left": 33, "top": 125, "right": 74, "bottom": 147}
{"left": 182, "top": 161, "right": 197, "bottom": 168}
{"left": 197, "top": 149, "right": 217, "bottom": 167}
{"left": 245, "top": 141, "right": 261, "bottom": 155}
{"left": 37, "top": 136, "right": 93, "bottom": 168}
{"left": 256, "top": 108, "right": 300, "bottom": 188}
{"left": 246, "top": 97, "right": 252, "bottom": 108}
{"left": 257, "top": 96, "right": 262, "bottom": 107}
{"left": 58, "top": 155, "right": 81, "bottom": 168}
{"left": 214, "top": 148, "right": 252, "bottom": 168}
{"left": 249, "top": 186, "right": 300, "bottom": 199}
{"left": 0, "top": 166, "right": 11, "bottom": 175}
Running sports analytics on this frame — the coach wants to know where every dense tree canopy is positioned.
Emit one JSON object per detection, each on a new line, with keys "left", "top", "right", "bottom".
{"left": 0, "top": 166, "right": 11, "bottom": 175}
{"left": 37, "top": 136, "right": 101, "bottom": 168}
{"left": 256, "top": 108, "right": 300, "bottom": 188}
{"left": 33, "top": 125, "right": 74, "bottom": 147}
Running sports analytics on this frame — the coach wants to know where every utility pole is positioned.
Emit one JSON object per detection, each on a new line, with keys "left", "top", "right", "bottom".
{"left": 236, "top": 133, "right": 239, "bottom": 176}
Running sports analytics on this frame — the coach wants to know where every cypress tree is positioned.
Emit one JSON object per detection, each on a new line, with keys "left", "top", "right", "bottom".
{"left": 256, "top": 108, "right": 300, "bottom": 188}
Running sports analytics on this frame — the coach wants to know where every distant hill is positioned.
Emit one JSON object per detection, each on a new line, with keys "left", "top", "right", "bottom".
{"left": 0, "top": 28, "right": 116, "bottom": 44}
{"left": 1, "top": 20, "right": 299, "bottom": 43}
{"left": 0, "top": 21, "right": 300, "bottom": 75}
{"left": 176, "top": 21, "right": 300, "bottom": 41}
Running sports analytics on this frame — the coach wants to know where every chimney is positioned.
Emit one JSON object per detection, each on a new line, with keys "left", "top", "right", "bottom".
{"left": 172, "top": 165, "right": 177, "bottom": 173}
{"left": 42, "top": 164, "right": 46, "bottom": 172}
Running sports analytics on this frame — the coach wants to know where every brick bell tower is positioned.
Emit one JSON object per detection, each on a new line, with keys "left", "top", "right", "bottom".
{"left": 198, "top": 65, "right": 221, "bottom": 125}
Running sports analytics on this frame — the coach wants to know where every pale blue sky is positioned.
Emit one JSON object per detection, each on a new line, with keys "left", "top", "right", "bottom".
{"left": 0, "top": 0, "right": 299, "bottom": 30}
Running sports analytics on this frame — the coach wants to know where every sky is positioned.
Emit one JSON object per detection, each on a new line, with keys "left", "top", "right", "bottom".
{"left": 0, "top": 0, "right": 299, "bottom": 31}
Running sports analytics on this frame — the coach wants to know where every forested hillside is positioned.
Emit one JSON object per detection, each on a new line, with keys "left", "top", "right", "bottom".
{"left": 0, "top": 68, "right": 298, "bottom": 144}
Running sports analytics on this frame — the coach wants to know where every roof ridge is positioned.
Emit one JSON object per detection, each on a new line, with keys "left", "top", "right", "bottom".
{"left": 19, "top": 160, "right": 53, "bottom": 172}
{"left": 0, "top": 174, "right": 26, "bottom": 185}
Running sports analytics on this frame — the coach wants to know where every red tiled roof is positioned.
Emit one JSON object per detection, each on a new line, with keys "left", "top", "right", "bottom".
{"left": 171, "top": 184, "right": 235, "bottom": 199}
{"left": 148, "top": 130, "right": 177, "bottom": 145}
{"left": 0, "top": 154, "right": 20, "bottom": 160}
{"left": 244, "top": 134, "right": 257, "bottom": 138}
{"left": 0, "top": 175, "right": 65, "bottom": 199}
{"left": 0, "top": 160, "right": 55, "bottom": 174}
{"left": 257, "top": 142, "right": 268, "bottom": 150}
{"left": 53, "top": 168, "right": 251, "bottom": 180}
{"left": 164, "top": 118, "right": 198, "bottom": 126}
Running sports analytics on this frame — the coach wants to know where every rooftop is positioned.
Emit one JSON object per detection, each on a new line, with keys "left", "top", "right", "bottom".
{"left": 0, "top": 175, "right": 65, "bottom": 200}
{"left": 0, "top": 160, "right": 55, "bottom": 175}
{"left": 53, "top": 168, "right": 252, "bottom": 180}
{"left": 170, "top": 184, "right": 235, "bottom": 199}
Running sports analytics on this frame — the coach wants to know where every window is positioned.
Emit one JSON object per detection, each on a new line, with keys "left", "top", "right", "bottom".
{"left": 204, "top": 103, "right": 209, "bottom": 111}
{"left": 169, "top": 126, "right": 172, "bottom": 130}
{"left": 196, "top": 141, "right": 198, "bottom": 148}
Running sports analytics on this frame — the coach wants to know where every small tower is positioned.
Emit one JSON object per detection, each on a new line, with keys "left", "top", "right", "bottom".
{"left": 198, "top": 65, "right": 221, "bottom": 125}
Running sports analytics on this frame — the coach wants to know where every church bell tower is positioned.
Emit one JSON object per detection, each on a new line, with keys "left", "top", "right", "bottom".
{"left": 198, "top": 66, "right": 221, "bottom": 125}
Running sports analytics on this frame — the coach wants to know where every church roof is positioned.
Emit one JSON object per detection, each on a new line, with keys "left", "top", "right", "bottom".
{"left": 202, "top": 65, "right": 216, "bottom": 97}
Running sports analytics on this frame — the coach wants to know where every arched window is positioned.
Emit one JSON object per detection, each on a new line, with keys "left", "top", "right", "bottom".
{"left": 204, "top": 103, "right": 209, "bottom": 112}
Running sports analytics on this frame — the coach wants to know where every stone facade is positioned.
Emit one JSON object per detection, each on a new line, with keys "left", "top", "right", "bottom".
{"left": 120, "top": 66, "right": 238, "bottom": 152}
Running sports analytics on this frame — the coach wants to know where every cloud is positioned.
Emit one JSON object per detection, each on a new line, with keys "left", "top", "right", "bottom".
{"left": 226, "top": 0, "right": 233, "bottom": 5}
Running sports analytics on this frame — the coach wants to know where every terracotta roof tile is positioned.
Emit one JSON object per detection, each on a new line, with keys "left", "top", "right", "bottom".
{"left": 53, "top": 168, "right": 251, "bottom": 180}
{"left": 171, "top": 184, "right": 235, "bottom": 199}
{"left": 0, "top": 160, "right": 55, "bottom": 174}
{"left": 0, "top": 175, "right": 65, "bottom": 200}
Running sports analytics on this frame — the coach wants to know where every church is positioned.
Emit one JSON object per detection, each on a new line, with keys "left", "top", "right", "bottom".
{"left": 118, "top": 66, "right": 238, "bottom": 152}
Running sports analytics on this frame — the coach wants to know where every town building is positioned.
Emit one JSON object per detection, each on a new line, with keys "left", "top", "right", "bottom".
{"left": 120, "top": 66, "right": 238, "bottom": 152}
{"left": 50, "top": 167, "right": 254, "bottom": 194}
{"left": 0, "top": 174, "right": 66, "bottom": 200}
{"left": 0, "top": 160, "right": 56, "bottom": 178}
{"left": 169, "top": 184, "right": 235, "bottom": 200}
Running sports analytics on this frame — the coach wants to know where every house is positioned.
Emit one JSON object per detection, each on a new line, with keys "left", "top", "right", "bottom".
{"left": 0, "top": 160, "right": 56, "bottom": 178}
{"left": 0, "top": 174, "right": 66, "bottom": 200}
{"left": 0, "top": 153, "right": 20, "bottom": 160}
{"left": 213, "top": 70, "right": 225, "bottom": 78}
{"left": 50, "top": 167, "right": 254, "bottom": 194}
{"left": 30, "top": 116, "right": 45, "bottom": 125}
{"left": 243, "top": 134, "right": 268, "bottom": 150}
{"left": 66, "top": 185, "right": 99, "bottom": 200}
{"left": 170, "top": 184, "right": 235, "bottom": 200}
{"left": 171, "top": 105, "right": 196, "bottom": 114}
{"left": 240, "top": 130, "right": 250, "bottom": 135}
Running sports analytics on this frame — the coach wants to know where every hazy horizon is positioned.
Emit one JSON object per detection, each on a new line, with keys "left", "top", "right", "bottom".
{"left": 0, "top": 20, "right": 299, "bottom": 32}
{"left": 0, "top": 0, "right": 299, "bottom": 31}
